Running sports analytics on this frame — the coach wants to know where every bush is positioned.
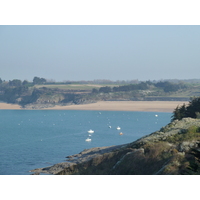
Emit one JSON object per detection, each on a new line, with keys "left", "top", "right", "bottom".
{"left": 166, "top": 126, "right": 200, "bottom": 143}
{"left": 187, "top": 125, "right": 200, "bottom": 134}
{"left": 143, "top": 141, "right": 171, "bottom": 160}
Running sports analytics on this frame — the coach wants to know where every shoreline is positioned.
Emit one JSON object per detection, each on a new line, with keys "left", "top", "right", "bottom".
{"left": 0, "top": 102, "right": 22, "bottom": 110}
{"left": 30, "top": 117, "right": 200, "bottom": 175}
{"left": 0, "top": 101, "right": 188, "bottom": 112}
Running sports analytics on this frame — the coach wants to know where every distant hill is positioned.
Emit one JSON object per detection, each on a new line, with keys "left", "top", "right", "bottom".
{"left": 1, "top": 77, "right": 200, "bottom": 109}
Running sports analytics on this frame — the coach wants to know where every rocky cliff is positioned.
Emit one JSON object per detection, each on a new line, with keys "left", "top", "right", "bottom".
{"left": 31, "top": 117, "right": 200, "bottom": 175}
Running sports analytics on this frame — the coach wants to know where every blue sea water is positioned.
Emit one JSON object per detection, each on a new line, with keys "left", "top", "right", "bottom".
{"left": 0, "top": 110, "right": 172, "bottom": 175}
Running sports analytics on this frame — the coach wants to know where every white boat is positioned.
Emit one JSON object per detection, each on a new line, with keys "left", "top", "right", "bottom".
{"left": 85, "top": 138, "right": 91, "bottom": 142}
{"left": 116, "top": 126, "right": 121, "bottom": 130}
{"left": 88, "top": 129, "right": 94, "bottom": 134}
{"left": 108, "top": 126, "right": 112, "bottom": 128}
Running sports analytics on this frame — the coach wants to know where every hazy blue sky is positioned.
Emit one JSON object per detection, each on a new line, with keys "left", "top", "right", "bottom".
{"left": 1, "top": 25, "right": 200, "bottom": 82}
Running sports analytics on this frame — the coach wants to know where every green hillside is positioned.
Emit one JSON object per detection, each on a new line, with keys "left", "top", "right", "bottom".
{"left": 1, "top": 77, "right": 200, "bottom": 109}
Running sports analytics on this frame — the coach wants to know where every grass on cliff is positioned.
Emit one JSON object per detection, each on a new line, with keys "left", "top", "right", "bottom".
{"left": 112, "top": 141, "right": 176, "bottom": 175}
{"left": 57, "top": 124, "right": 200, "bottom": 175}
{"left": 166, "top": 125, "right": 200, "bottom": 143}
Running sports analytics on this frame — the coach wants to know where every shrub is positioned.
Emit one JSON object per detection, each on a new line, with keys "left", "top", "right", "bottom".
{"left": 187, "top": 125, "right": 200, "bottom": 134}
{"left": 166, "top": 126, "right": 200, "bottom": 143}
{"left": 143, "top": 141, "right": 172, "bottom": 160}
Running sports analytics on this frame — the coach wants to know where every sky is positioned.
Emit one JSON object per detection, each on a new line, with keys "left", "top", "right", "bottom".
{"left": 1, "top": 25, "right": 200, "bottom": 82}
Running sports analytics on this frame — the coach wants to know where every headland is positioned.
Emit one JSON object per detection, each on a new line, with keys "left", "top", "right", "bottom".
{"left": 31, "top": 117, "right": 200, "bottom": 175}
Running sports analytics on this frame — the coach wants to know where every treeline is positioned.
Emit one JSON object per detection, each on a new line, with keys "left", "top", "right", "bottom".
{"left": 0, "top": 85, "right": 29, "bottom": 103}
{"left": 92, "top": 81, "right": 187, "bottom": 93}
{"left": 0, "top": 77, "right": 188, "bottom": 106}
{"left": 0, "top": 76, "right": 47, "bottom": 87}
{"left": 172, "top": 97, "right": 200, "bottom": 121}
{"left": 0, "top": 76, "right": 47, "bottom": 104}
{"left": 154, "top": 81, "right": 186, "bottom": 92}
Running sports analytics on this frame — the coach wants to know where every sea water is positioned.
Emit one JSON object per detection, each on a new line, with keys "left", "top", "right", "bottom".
{"left": 0, "top": 110, "right": 172, "bottom": 175}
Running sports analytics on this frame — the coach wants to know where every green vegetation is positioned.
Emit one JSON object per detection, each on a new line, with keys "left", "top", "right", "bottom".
{"left": 1, "top": 76, "right": 200, "bottom": 108}
{"left": 172, "top": 97, "right": 200, "bottom": 121}
{"left": 166, "top": 125, "right": 200, "bottom": 143}
{"left": 92, "top": 81, "right": 186, "bottom": 94}
{"left": 34, "top": 84, "right": 101, "bottom": 90}
{"left": 33, "top": 77, "right": 46, "bottom": 85}
{"left": 183, "top": 148, "right": 200, "bottom": 175}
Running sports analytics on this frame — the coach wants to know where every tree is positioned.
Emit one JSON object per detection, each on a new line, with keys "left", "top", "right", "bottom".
{"left": 171, "top": 97, "right": 200, "bottom": 121}
{"left": 9, "top": 79, "right": 22, "bottom": 87}
{"left": 92, "top": 88, "right": 98, "bottom": 93}
{"left": 22, "top": 80, "right": 29, "bottom": 86}
{"left": 99, "top": 86, "right": 112, "bottom": 93}
{"left": 186, "top": 97, "right": 200, "bottom": 118}
{"left": 33, "top": 77, "right": 46, "bottom": 85}
{"left": 40, "top": 78, "right": 46, "bottom": 83}
{"left": 171, "top": 104, "right": 186, "bottom": 121}
{"left": 155, "top": 81, "right": 185, "bottom": 93}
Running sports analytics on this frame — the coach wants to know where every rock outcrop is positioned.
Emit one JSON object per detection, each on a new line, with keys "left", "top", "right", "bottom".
{"left": 31, "top": 117, "right": 200, "bottom": 175}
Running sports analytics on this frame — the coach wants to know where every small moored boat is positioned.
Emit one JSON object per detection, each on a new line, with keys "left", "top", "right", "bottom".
{"left": 88, "top": 129, "right": 94, "bottom": 134}
{"left": 116, "top": 126, "right": 121, "bottom": 130}
{"left": 85, "top": 138, "right": 91, "bottom": 142}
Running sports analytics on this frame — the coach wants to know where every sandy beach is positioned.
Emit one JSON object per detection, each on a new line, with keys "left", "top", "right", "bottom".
{"left": 47, "top": 101, "right": 187, "bottom": 112}
{"left": 0, "top": 103, "right": 21, "bottom": 110}
{"left": 0, "top": 101, "right": 188, "bottom": 112}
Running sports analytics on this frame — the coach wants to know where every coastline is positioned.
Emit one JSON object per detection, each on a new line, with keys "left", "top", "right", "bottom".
{"left": 46, "top": 101, "right": 187, "bottom": 112}
{"left": 0, "top": 101, "right": 188, "bottom": 112}
{"left": 30, "top": 117, "right": 200, "bottom": 175}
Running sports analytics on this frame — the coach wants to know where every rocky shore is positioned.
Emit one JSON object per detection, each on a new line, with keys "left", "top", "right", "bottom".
{"left": 30, "top": 144, "right": 126, "bottom": 175}
{"left": 31, "top": 117, "right": 200, "bottom": 175}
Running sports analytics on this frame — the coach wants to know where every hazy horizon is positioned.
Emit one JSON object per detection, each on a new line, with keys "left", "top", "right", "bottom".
{"left": 1, "top": 25, "right": 200, "bottom": 82}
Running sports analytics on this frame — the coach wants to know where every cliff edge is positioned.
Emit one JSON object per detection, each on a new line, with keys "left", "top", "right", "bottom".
{"left": 31, "top": 117, "right": 200, "bottom": 175}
